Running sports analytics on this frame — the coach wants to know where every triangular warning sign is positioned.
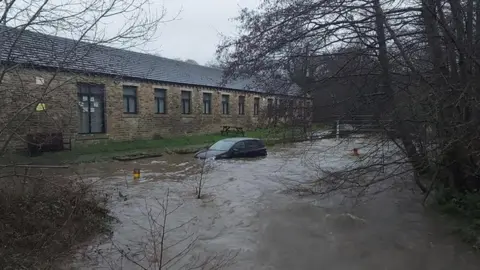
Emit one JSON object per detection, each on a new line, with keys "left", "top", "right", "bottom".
{"left": 35, "top": 103, "right": 46, "bottom": 111}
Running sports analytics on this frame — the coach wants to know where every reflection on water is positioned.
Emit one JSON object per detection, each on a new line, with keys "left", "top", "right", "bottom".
{"left": 67, "top": 140, "right": 480, "bottom": 270}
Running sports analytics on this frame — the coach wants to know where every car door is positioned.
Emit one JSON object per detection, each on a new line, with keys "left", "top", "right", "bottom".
{"left": 252, "top": 139, "right": 266, "bottom": 156}
{"left": 231, "top": 141, "right": 247, "bottom": 158}
{"left": 244, "top": 140, "right": 257, "bottom": 157}
{"left": 246, "top": 140, "right": 265, "bottom": 157}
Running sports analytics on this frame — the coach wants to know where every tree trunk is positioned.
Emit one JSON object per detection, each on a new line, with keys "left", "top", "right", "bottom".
{"left": 449, "top": 0, "right": 467, "bottom": 83}
{"left": 374, "top": 0, "right": 428, "bottom": 192}
{"left": 422, "top": 0, "right": 449, "bottom": 77}
{"left": 436, "top": 0, "right": 459, "bottom": 82}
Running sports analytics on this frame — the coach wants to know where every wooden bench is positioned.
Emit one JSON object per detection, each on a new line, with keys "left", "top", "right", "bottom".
{"left": 26, "top": 132, "right": 72, "bottom": 156}
{"left": 221, "top": 126, "right": 245, "bottom": 137}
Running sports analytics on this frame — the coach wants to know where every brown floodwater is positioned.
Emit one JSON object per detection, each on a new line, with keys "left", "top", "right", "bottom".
{"left": 66, "top": 139, "right": 480, "bottom": 270}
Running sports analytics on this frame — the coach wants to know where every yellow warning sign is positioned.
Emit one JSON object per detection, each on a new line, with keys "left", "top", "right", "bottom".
{"left": 35, "top": 103, "right": 46, "bottom": 111}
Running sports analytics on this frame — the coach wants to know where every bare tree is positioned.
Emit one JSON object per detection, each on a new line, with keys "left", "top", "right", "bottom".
{"left": 106, "top": 189, "right": 237, "bottom": 270}
{"left": 195, "top": 157, "right": 216, "bottom": 199}
{"left": 205, "top": 59, "right": 224, "bottom": 69}
{"left": 0, "top": 0, "right": 170, "bottom": 153}
{"left": 0, "top": 0, "right": 174, "bottom": 268}
{"left": 173, "top": 58, "right": 200, "bottom": 65}
{"left": 217, "top": 0, "right": 480, "bottom": 216}
{"left": 185, "top": 59, "right": 199, "bottom": 65}
{"left": 192, "top": 155, "right": 239, "bottom": 201}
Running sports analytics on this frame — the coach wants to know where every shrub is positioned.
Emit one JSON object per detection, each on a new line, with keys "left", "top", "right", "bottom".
{"left": 0, "top": 172, "right": 112, "bottom": 269}
{"left": 435, "top": 188, "right": 480, "bottom": 248}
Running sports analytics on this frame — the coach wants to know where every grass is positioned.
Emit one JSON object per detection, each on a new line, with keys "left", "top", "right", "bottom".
{"left": 71, "top": 129, "right": 281, "bottom": 155}
{"left": 2, "top": 127, "right": 313, "bottom": 165}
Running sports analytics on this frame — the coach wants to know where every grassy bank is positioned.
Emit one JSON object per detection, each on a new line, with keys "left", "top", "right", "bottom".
{"left": 434, "top": 189, "right": 480, "bottom": 249}
{"left": 2, "top": 127, "right": 311, "bottom": 164}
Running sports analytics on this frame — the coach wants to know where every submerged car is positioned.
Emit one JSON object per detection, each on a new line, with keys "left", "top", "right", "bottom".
{"left": 194, "top": 137, "right": 267, "bottom": 159}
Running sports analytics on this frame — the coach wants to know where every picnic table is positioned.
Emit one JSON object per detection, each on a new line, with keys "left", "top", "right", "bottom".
{"left": 221, "top": 126, "right": 245, "bottom": 136}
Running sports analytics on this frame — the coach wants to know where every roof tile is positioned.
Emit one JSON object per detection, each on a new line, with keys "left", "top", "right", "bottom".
{"left": 0, "top": 26, "right": 257, "bottom": 92}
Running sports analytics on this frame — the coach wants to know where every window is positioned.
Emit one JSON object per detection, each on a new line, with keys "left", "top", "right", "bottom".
{"left": 278, "top": 99, "right": 287, "bottom": 116}
{"left": 222, "top": 95, "right": 230, "bottom": 115}
{"left": 288, "top": 99, "right": 294, "bottom": 115}
{"left": 209, "top": 140, "right": 236, "bottom": 151}
{"left": 233, "top": 141, "right": 246, "bottom": 150}
{"left": 181, "top": 91, "right": 191, "bottom": 114}
{"left": 78, "top": 83, "right": 106, "bottom": 134}
{"left": 298, "top": 100, "right": 305, "bottom": 118}
{"left": 123, "top": 86, "right": 137, "bottom": 114}
{"left": 246, "top": 139, "right": 265, "bottom": 149}
{"left": 253, "top": 97, "right": 260, "bottom": 116}
{"left": 306, "top": 100, "right": 312, "bottom": 118}
{"left": 246, "top": 140, "right": 258, "bottom": 149}
{"left": 238, "top": 96, "right": 245, "bottom": 115}
{"left": 155, "top": 88, "right": 166, "bottom": 114}
{"left": 267, "top": 98, "right": 273, "bottom": 116}
{"left": 203, "top": 93, "right": 212, "bottom": 114}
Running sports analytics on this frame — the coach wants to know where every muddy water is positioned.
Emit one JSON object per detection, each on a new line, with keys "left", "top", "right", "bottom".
{"left": 70, "top": 140, "right": 480, "bottom": 270}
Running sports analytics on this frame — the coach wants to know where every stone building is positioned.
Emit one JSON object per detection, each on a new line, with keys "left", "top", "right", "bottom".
{"left": 0, "top": 26, "right": 309, "bottom": 150}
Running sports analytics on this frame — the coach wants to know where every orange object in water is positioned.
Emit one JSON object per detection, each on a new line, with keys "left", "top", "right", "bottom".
{"left": 353, "top": 148, "right": 359, "bottom": 156}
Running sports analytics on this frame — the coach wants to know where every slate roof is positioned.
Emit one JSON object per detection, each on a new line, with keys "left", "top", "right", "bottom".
{"left": 0, "top": 26, "right": 257, "bottom": 92}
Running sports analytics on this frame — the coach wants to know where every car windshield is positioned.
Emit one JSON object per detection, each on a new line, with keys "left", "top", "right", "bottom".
{"left": 209, "top": 140, "right": 236, "bottom": 151}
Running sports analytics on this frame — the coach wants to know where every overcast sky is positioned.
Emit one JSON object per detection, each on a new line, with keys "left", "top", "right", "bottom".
{"left": 141, "top": 0, "right": 260, "bottom": 65}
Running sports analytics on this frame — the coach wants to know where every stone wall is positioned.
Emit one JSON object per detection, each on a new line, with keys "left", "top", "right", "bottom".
{"left": 0, "top": 68, "right": 295, "bottom": 150}
{"left": 108, "top": 81, "right": 261, "bottom": 141}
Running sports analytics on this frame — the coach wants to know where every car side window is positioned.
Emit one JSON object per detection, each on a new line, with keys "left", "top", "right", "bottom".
{"left": 246, "top": 140, "right": 258, "bottom": 150}
{"left": 258, "top": 140, "right": 265, "bottom": 148}
{"left": 233, "top": 141, "right": 246, "bottom": 150}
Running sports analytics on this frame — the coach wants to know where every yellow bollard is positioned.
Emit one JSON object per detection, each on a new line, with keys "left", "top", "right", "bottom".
{"left": 133, "top": 168, "right": 141, "bottom": 180}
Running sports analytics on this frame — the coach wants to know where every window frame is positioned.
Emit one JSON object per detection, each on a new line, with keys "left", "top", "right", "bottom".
{"left": 154, "top": 88, "right": 167, "bottom": 114}
{"left": 203, "top": 92, "right": 212, "bottom": 114}
{"left": 238, "top": 95, "right": 245, "bottom": 115}
{"left": 123, "top": 85, "right": 138, "bottom": 114}
{"left": 298, "top": 100, "right": 305, "bottom": 118}
{"left": 246, "top": 140, "right": 258, "bottom": 150}
{"left": 288, "top": 99, "right": 294, "bottom": 116}
{"left": 278, "top": 99, "right": 286, "bottom": 116}
{"left": 78, "top": 83, "right": 106, "bottom": 134}
{"left": 233, "top": 141, "right": 246, "bottom": 150}
{"left": 253, "top": 97, "right": 260, "bottom": 116}
{"left": 222, "top": 94, "right": 230, "bottom": 115}
{"left": 305, "top": 100, "right": 312, "bottom": 118}
{"left": 267, "top": 98, "right": 274, "bottom": 116}
{"left": 181, "top": 90, "right": 192, "bottom": 114}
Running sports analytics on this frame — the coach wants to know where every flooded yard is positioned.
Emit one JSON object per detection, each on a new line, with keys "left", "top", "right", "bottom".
{"left": 67, "top": 139, "right": 480, "bottom": 269}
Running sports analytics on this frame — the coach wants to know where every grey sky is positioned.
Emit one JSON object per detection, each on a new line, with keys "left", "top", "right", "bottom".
{"left": 144, "top": 0, "right": 260, "bottom": 65}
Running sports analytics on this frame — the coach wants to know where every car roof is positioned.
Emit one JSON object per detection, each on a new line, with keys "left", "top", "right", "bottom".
{"left": 219, "top": 137, "right": 261, "bottom": 142}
